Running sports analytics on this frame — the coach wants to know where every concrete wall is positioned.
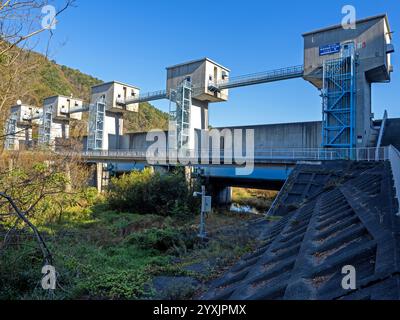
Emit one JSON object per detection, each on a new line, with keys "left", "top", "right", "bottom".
{"left": 107, "top": 130, "right": 167, "bottom": 151}
{"left": 11, "top": 125, "right": 33, "bottom": 150}
{"left": 91, "top": 81, "right": 140, "bottom": 113}
{"left": 103, "top": 113, "right": 123, "bottom": 150}
{"left": 114, "top": 121, "right": 322, "bottom": 152}
{"left": 216, "top": 121, "right": 322, "bottom": 149}
{"left": 166, "top": 58, "right": 229, "bottom": 103}
{"left": 51, "top": 121, "right": 69, "bottom": 141}
{"left": 10, "top": 104, "right": 41, "bottom": 124}
{"left": 203, "top": 59, "right": 230, "bottom": 102}
{"left": 303, "top": 15, "right": 391, "bottom": 83}
{"left": 189, "top": 98, "right": 209, "bottom": 150}
{"left": 43, "top": 96, "right": 83, "bottom": 121}
{"left": 382, "top": 118, "right": 400, "bottom": 150}
{"left": 303, "top": 15, "right": 393, "bottom": 148}
{"left": 167, "top": 60, "right": 204, "bottom": 93}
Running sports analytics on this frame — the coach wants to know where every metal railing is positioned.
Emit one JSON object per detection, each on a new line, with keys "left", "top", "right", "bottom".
{"left": 376, "top": 110, "right": 388, "bottom": 160}
{"left": 266, "top": 173, "right": 291, "bottom": 217}
{"left": 81, "top": 147, "right": 390, "bottom": 163}
{"left": 22, "top": 111, "right": 42, "bottom": 121}
{"left": 64, "top": 105, "right": 90, "bottom": 115}
{"left": 117, "top": 90, "right": 168, "bottom": 105}
{"left": 388, "top": 145, "right": 400, "bottom": 216}
{"left": 210, "top": 65, "right": 304, "bottom": 90}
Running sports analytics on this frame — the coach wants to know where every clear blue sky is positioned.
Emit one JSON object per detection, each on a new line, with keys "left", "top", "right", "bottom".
{"left": 42, "top": 0, "right": 399, "bottom": 127}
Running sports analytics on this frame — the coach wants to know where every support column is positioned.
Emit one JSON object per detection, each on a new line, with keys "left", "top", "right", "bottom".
{"left": 184, "top": 166, "right": 194, "bottom": 191}
{"left": 190, "top": 98, "right": 209, "bottom": 151}
{"left": 356, "top": 75, "right": 372, "bottom": 147}
{"left": 65, "top": 162, "right": 72, "bottom": 192}
{"left": 96, "top": 163, "right": 104, "bottom": 193}
{"left": 217, "top": 186, "right": 233, "bottom": 205}
{"left": 115, "top": 113, "right": 121, "bottom": 150}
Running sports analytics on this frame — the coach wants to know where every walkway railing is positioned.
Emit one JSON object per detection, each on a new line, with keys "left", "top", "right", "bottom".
{"left": 209, "top": 65, "right": 304, "bottom": 91}
{"left": 81, "top": 147, "right": 390, "bottom": 163}
{"left": 116, "top": 90, "right": 168, "bottom": 105}
{"left": 388, "top": 145, "right": 400, "bottom": 216}
{"left": 375, "top": 110, "right": 388, "bottom": 160}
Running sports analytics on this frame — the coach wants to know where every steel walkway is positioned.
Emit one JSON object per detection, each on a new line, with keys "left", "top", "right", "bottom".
{"left": 117, "top": 90, "right": 168, "bottom": 105}
{"left": 115, "top": 65, "right": 304, "bottom": 105}
{"left": 208, "top": 65, "right": 304, "bottom": 91}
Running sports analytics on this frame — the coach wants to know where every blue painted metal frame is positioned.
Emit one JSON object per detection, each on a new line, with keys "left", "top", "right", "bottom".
{"left": 199, "top": 165, "right": 292, "bottom": 182}
{"left": 322, "top": 55, "right": 356, "bottom": 148}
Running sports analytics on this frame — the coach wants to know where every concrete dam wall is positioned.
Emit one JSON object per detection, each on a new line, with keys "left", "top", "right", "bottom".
{"left": 216, "top": 121, "right": 322, "bottom": 149}
{"left": 106, "top": 121, "right": 323, "bottom": 151}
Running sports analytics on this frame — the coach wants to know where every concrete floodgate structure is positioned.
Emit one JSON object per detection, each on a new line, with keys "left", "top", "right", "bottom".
{"left": 3, "top": 14, "right": 400, "bottom": 300}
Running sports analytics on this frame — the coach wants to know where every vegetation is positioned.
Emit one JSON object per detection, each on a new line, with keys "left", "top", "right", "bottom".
{"left": 29, "top": 56, "right": 103, "bottom": 106}
{"left": 1, "top": 31, "right": 168, "bottom": 136}
{"left": 0, "top": 161, "right": 264, "bottom": 300}
{"left": 232, "top": 188, "right": 277, "bottom": 212}
{"left": 0, "top": 1, "right": 266, "bottom": 300}
{"left": 125, "top": 102, "right": 169, "bottom": 133}
{"left": 3, "top": 49, "right": 169, "bottom": 133}
{"left": 107, "top": 168, "right": 197, "bottom": 217}
{"left": 0, "top": 188, "right": 261, "bottom": 300}
{"left": 0, "top": 0, "right": 76, "bottom": 136}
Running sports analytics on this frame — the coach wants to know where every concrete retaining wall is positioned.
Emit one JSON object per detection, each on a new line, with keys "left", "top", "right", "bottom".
{"left": 112, "top": 121, "right": 323, "bottom": 151}
{"left": 216, "top": 121, "right": 322, "bottom": 149}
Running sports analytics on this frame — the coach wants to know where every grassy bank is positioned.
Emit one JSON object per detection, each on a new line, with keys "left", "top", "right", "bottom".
{"left": 232, "top": 188, "right": 278, "bottom": 212}
{"left": 1, "top": 203, "right": 260, "bottom": 299}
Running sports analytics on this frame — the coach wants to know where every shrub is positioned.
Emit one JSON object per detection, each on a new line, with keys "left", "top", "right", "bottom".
{"left": 0, "top": 243, "right": 43, "bottom": 300}
{"left": 75, "top": 269, "right": 150, "bottom": 300}
{"left": 126, "top": 227, "right": 197, "bottom": 254}
{"left": 107, "top": 169, "right": 196, "bottom": 217}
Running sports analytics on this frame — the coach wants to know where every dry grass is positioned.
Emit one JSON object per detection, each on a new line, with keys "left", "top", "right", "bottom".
{"left": 232, "top": 188, "right": 277, "bottom": 212}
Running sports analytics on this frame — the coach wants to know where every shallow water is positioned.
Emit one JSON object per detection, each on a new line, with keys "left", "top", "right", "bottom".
{"left": 229, "top": 203, "right": 261, "bottom": 215}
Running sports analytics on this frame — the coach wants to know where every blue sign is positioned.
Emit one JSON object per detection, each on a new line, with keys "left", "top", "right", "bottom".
{"left": 319, "top": 43, "right": 341, "bottom": 56}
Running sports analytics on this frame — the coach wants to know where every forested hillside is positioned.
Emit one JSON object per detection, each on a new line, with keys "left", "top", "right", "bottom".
{"left": 11, "top": 50, "right": 169, "bottom": 132}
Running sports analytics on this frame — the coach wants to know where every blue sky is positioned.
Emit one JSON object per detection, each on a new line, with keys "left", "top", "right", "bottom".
{"left": 41, "top": 0, "right": 399, "bottom": 127}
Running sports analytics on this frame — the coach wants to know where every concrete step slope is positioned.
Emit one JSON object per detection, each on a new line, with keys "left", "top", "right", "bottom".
{"left": 268, "top": 161, "right": 377, "bottom": 217}
{"left": 382, "top": 118, "right": 400, "bottom": 150}
{"left": 201, "top": 161, "right": 400, "bottom": 300}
